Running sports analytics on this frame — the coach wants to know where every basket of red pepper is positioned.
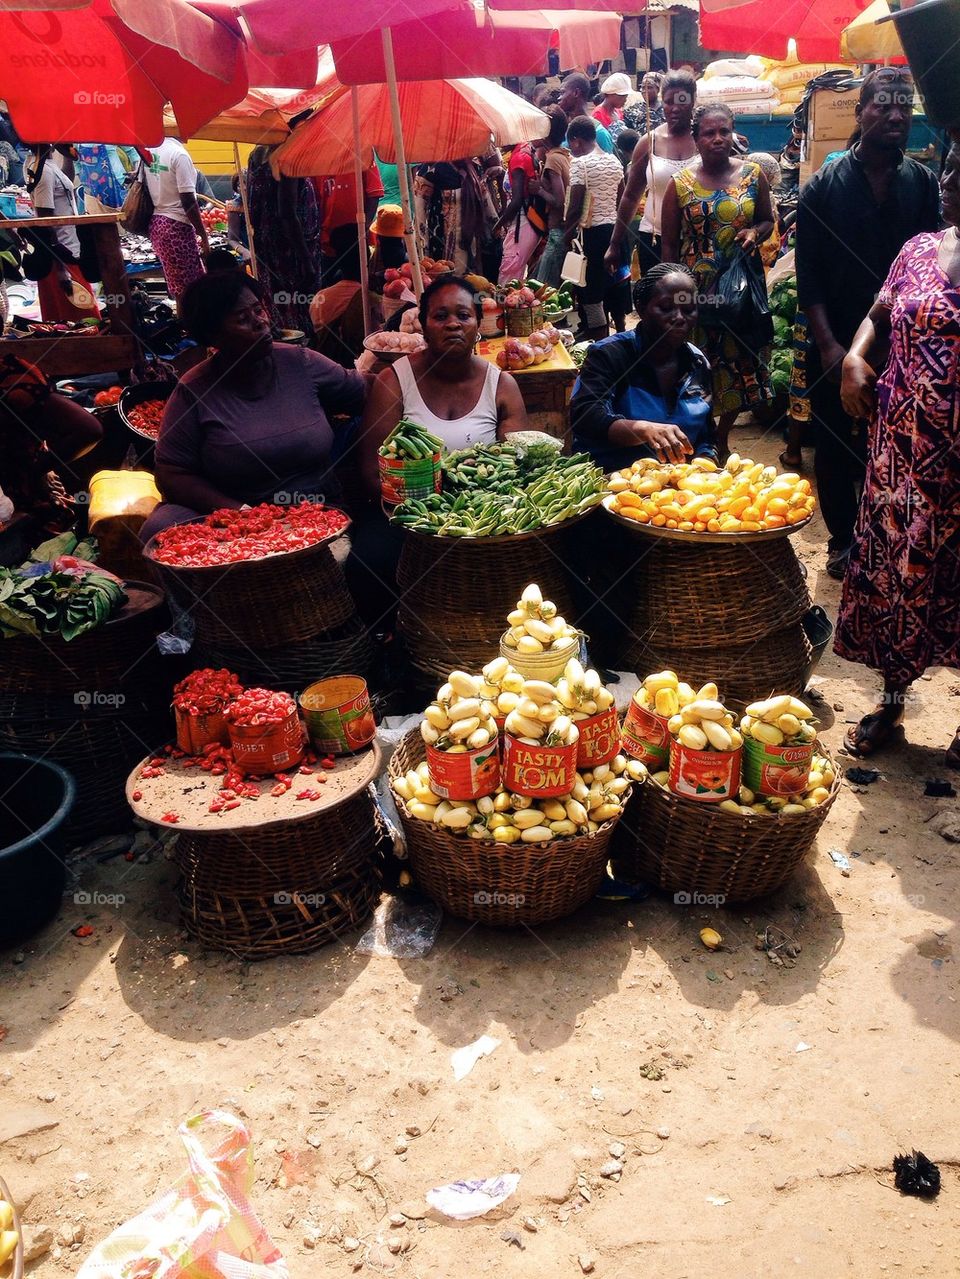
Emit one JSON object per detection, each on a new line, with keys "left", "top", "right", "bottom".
{"left": 145, "top": 502, "right": 355, "bottom": 646}
{"left": 118, "top": 382, "right": 176, "bottom": 458}
{"left": 172, "top": 667, "right": 242, "bottom": 754}
{"left": 226, "top": 687, "right": 306, "bottom": 776}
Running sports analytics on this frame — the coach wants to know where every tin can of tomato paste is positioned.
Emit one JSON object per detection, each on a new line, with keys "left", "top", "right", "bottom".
{"left": 668, "top": 740, "right": 741, "bottom": 803}
{"left": 503, "top": 733, "right": 579, "bottom": 798}
{"left": 575, "top": 707, "right": 621, "bottom": 769}
{"left": 300, "top": 676, "right": 376, "bottom": 755}
{"left": 378, "top": 451, "right": 442, "bottom": 506}
{"left": 427, "top": 742, "right": 500, "bottom": 801}
{"left": 228, "top": 709, "right": 305, "bottom": 776}
{"left": 743, "top": 736, "right": 813, "bottom": 797}
{"left": 174, "top": 706, "right": 229, "bottom": 755}
{"left": 620, "top": 699, "right": 670, "bottom": 769}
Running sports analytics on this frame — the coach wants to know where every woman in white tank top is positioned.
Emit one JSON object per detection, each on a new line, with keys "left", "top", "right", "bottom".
{"left": 360, "top": 277, "right": 529, "bottom": 490}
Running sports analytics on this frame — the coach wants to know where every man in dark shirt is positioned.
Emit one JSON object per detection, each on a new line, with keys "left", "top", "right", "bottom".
{"left": 796, "top": 69, "right": 940, "bottom": 577}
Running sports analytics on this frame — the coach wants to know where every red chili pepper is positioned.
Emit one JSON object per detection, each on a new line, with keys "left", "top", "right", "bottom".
{"left": 160, "top": 812, "right": 180, "bottom": 824}
{"left": 316, "top": 773, "right": 327, "bottom": 783}
{"left": 73, "top": 924, "right": 95, "bottom": 938}
{"left": 299, "top": 764, "right": 313, "bottom": 774}
{"left": 270, "top": 783, "right": 287, "bottom": 797}
{"left": 223, "top": 800, "right": 242, "bottom": 811}
{"left": 208, "top": 801, "right": 224, "bottom": 814}
{"left": 153, "top": 501, "right": 348, "bottom": 568}
{"left": 173, "top": 668, "right": 243, "bottom": 715}
{"left": 295, "top": 790, "right": 313, "bottom": 801}
{"left": 226, "top": 688, "right": 298, "bottom": 730}
{"left": 321, "top": 756, "right": 336, "bottom": 770}
{"left": 131, "top": 789, "right": 143, "bottom": 801}
{"left": 128, "top": 397, "right": 167, "bottom": 438}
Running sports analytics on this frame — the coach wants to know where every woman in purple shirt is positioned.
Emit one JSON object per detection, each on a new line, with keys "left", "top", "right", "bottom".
{"left": 142, "top": 270, "right": 366, "bottom": 540}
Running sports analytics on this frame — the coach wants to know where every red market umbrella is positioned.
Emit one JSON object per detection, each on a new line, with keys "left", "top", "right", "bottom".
{"left": 0, "top": 0, "right": 249, "bottom": 145}
{"left": 330, "top": 8, "right": 622, "bottom": 84}
{"left": 699, "top": 0, "right": 872, "bottom": 61}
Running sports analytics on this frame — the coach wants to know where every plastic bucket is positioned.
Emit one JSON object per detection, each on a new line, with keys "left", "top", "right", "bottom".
{"left": 499, "top": 631, "right": 579, "bottom": 684}
{"left": 668, "top": 740, "right": 742, "bottom": 803}
{"left": 883, "top": 0, "right": 960, "bottom": 126}
{"left": 621, "top": 699, "right": 670, "bottom": 768}
{"left": 174, "top": 706, "right": 230, "bottom": 755}
{"left": 228, "top": 709, "right": 305, "bottom": 776}
{"left": 503, "top": 733, "right": 579, "bottom": 798}
{"left": 801, "top": 604, "right": 834, "bottom": 687}
{"left": 743, "top": 736, "right": 814, "bottom": 797}
{"left": 378, "top": 450, "right": 442, "bottom": 505}
{"left": 427, "top": 741, "right": 500, "bottom": 800}
{"left": 300, "top": 675, "right": 376, "bottom": 755}
{"left": 575, "top": 707, "right": 621, "bottom": 769}
{"left": 0, "top": 754, "right": 75, "bottom": 946}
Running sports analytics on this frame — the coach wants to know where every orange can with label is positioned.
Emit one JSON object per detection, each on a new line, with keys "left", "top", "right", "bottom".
{"left": 575, "top": 707, "right": 621, "bottom": 769}
{"left": 503, "top": 733, "right": 579, "bottom": 798}
{"left": 621, "top": 699, "right": 670, "bottom": 768}
{"left": 427, "top": 742, "right": 500, "bottom": 801}
{"left": 228, "top": 709, "right": 305, "bottom": 776}
{"left": 668, "top": 740, "right": 741, "bottom": 803}
{"left": 300, "top": 675, "right": 376, "bottom": 755}
{"left": 173, "top": 707, "right": 229, "bottom": 755}
{"left": 743, "top": 736, "right": 813, "bottom": 797}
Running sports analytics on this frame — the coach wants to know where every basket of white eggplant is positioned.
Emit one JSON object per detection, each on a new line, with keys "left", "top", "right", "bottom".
{"left": 499, "top": 583, "right": 581, "bottom": 682}
{"left": 390, "top": 730, "right": 645, "bottom": 926}
{"left": 421, "top": 669, "right": 502, "bottom": 801}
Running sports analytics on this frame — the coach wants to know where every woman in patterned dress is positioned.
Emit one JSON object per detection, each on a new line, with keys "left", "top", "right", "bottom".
{"left": 660, "top": 103, "right": 774, "bottom": 457}
{"left": 835, "top": 142, "right": 960, "bottom": 765}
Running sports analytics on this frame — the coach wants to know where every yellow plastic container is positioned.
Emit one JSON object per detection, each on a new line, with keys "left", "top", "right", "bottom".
{"left": 88, "top": 470, "right": 160, "bottom": 531}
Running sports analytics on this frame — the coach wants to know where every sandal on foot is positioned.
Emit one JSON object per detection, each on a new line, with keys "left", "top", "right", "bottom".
{"left": 778, "top": 449, "right": 804, "bottom": 471}
{"left": 845, "top": 710, "right": 902, "bottom": 758}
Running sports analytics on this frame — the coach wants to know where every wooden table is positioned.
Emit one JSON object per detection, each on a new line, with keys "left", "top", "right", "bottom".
{"left": 476, "top": 337, "right": 577, "bottom": 450}
{"left": 0, "top": 213, "right": 139, "bottom": 377}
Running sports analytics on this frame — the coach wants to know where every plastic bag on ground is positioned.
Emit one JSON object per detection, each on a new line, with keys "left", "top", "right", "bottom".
{"left": 77, "top": 1110, "right": 288, "bottom": 1279}
{"left": 355, "top": 896, "right": 442, "bottom": 958}
{"left": 426, "top": 1174, "right": 521, "bottom": 1220}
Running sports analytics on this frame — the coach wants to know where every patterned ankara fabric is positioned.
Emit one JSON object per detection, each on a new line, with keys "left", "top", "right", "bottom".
{"left": 834, "top": 233, "right": 960, "bottom": 684}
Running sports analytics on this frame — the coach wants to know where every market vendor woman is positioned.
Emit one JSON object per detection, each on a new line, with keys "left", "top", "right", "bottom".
{"left": 143, "top": 271, "right": 366, "bottom": 540}
{"left": 570, "top": 263, "right": 716, "bottom": 471}
{"left": 359, "top": 275, "right": 528, "bottom": 493}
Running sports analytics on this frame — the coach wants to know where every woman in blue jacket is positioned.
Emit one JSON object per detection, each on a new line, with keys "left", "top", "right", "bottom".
{"left": 571, "top": 262, "right": 716, "bottom": 472}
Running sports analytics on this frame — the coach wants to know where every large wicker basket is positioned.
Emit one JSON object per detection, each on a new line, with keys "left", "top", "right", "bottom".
{"left": 196, "top": 615, "right": 375, "bottom": 693}
{"left": 389, "top": 730, "right": 623, "bottom": 926}
{"left": 611, "top": 763, "right": 841, "bottom": 902}
{"left": 620, "top": 621, "right": 813, "bottom": 711}
{"left": 395, "top": 519, "right": 586, "bottom": 681}
{"left": 146, "top": 530, "right": 356, "bottom": 648}
{"left": 625, "top": 536, "right": 810, "bottom": 650}
{"left": 505, "top": 303, "right": 545, "bottom": 337}
{"left": 0, "top": 1174, "right": 23, "bottom": 1279}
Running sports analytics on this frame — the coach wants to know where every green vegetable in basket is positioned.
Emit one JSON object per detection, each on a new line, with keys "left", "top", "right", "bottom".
{"left": 378, "top": 418, "right": 444, "bottom": 461}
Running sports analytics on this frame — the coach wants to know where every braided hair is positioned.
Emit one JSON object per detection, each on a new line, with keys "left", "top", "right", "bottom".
{"left": 692, "top": 102, "right": 734, "bottom": 139}
{"left": 633, "top": 262, "right": 697, "bottom": 314}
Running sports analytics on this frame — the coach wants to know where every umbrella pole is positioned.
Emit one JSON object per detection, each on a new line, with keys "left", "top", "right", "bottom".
{"left": 234, "top": 141, "right": 258, "bottom": 280}
{"left": 352, "top": 86, "right": 374, "bottom": 337}
{"left": 381, "top": 26, "right": 424, "bottom": 297}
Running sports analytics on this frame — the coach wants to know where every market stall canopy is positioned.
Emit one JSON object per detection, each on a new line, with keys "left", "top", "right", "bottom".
{"left": 330, "top": 7, "right": 622, "bottom": 82}
{"left": 271, "top": 77, "right": 549, "bottom": 176}
{"left": 0, "top": 0, "right": 249, "bottom": 145}
{"left": 841, "top": 0, "right": 906, "bottom": 63}
{"left": 699, "top": 0, "right": 871, "bottom": 61}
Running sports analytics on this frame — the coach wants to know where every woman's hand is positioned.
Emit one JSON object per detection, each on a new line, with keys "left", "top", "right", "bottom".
{"left": 734, "top": 227, "right": 759, "bottom": 252}
{"left": 634, "top": 421, "right": 693, "bottom": 463}
{"left": 841, "top": 352, "right": 877, "bottom": 419}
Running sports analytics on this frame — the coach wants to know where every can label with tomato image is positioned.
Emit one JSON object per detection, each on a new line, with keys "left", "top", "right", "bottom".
{"left": 427, "top": 742, "right": 500, "bottom": 801}
{"left": 620, "top": 701, "right": 670, "bottom": 768}
{"left": 378, "top": 451, "right": 442, "bottom": 506}
{"left": 503, "top": 734, "right": 579, "bottom": 798}
{"left": 228, "top": 709, "right": 306, "bottom": 776}
{"left": 174, "top": 706, "right": 230, "bottom": 755}
{"left": 300, "top": 676, "right": 376, "bottom": 755}
{"left": 742, "top": 737, "right": 813, "bottom": 797}
{"left": 668, "top": 741, "right": 742, "bottom": 803}
{"left": 575, "top": 707, "right": 621, "bottom": 769}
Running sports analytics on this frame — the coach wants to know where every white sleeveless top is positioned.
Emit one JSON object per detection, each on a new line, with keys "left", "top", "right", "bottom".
{"left": 393, "top": 356, "right": 500, "bottom": 449}
{"left": 640, "top": 141, "right": 695, "bottom": 236}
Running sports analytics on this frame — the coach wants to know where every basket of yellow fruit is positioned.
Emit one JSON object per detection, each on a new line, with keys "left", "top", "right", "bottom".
{"left": 603, "top": 454, "right": 815, "bottom": 542}
{"left": 612, "top": 688, "right": 840, "bottom": 901}
{"left": 0, "top": 1178, "right": 23, "bottom": 1279}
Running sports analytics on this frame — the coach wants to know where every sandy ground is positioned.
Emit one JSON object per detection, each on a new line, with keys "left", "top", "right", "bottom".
{"left": 3, "top": 422, "right": 960, "bottom": 1279}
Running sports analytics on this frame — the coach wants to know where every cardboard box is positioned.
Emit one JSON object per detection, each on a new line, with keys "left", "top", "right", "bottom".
{"left": 809, "top": 87, "right": 860, "bottom": 141}
{"left": 800, "top": 136, "right": 845, "bottom": 186}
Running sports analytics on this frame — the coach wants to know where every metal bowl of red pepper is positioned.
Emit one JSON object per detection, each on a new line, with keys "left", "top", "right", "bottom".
{"left": 144, "top": 502, "right": 352, "bottom": 572}
{"left": 119, "top": 381, "right": 177, "bottom": 457}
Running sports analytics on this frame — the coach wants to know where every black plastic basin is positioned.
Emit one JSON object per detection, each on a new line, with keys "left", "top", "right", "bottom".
{"left": 0, "top": 753, "right": 76, "bottom": 947}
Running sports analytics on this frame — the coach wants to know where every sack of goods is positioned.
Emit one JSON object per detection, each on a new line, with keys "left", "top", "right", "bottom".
{"left": 696, "top": 75, "right": 780, "bottom": 111}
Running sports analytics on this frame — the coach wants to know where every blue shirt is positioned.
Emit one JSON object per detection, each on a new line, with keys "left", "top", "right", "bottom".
{"left": 570, "top": 329, "right": 715, "bottom": 472}
{"left": 564, "top": 122, "right": 615, "bottom": 155}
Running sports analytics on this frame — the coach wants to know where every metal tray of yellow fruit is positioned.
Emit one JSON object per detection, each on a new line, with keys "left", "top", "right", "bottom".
{"left": 601, "top": 494, "right": 812, "bottom": 544}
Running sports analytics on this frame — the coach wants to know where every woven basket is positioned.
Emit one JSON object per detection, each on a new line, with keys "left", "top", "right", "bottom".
{"left": 625, "top": 537, "right": 810, "bottom": 650}
{"left": 149, "top": 538, "right": 357, "bottom": 648}
{"left": 0, "top": 695, "right": 168, "bottom": 845}
{"left": 620, "top": 621, "right": 813, "bottom": 712}
{"left": 0, "top": 1174, "right": 23, "bottom": 1279}
{"left": 196, "top": 615, "right": 375, "bottom": 693}
{"left": 390, "top": 730, "right": 622, "bottom": 926}
{"left": 396, "top": 526, "right": 579, "bottom": 681}
{"left": 611, "top": 763, "right": 840, "bottom": 902}
{"left": 505, "top": 304, "right": 544, "bottom": 337}
{"left": 0, "top": 581, "right": 166, "bottom": 698}
{"left": 177, "top": 863, "right": 381, "bottom": 959}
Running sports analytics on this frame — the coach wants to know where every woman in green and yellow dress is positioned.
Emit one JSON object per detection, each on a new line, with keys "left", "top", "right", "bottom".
{"left": 661, "top": 103, "right": 775, "bottom": 457}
